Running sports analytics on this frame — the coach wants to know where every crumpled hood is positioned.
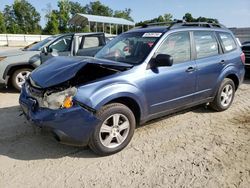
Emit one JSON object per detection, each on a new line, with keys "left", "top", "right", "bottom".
{"left": 0, "top": 49, "right": 25, "bottom": 57}
{"left": 30, "top": 56, "right": 132, "bottom": 88}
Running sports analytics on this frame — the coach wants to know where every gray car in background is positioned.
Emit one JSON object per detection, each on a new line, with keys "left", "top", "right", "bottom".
{"left": 0, "top": 32, "right": 106, "bottom": 91}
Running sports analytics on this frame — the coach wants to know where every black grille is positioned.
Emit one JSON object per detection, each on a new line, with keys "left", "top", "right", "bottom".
{"left": 242, "top": 46, "right": 250, "bottom": 63}
{"left": 26, "top": 82, "right": 44, "bottom": 97}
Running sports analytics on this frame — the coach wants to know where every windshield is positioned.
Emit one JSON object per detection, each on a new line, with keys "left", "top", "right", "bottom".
{"left": 95, "top": 32, "right": 161, "bottom": 65}
{"left": 26, "top": 36, "right": 56, "bottom": 51}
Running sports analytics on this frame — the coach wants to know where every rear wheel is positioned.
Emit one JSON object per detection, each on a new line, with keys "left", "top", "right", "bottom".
{"left": 210, "top": 78, "right": 235, "bottom": 111}
{"left": 11, "top": 68, "right": 32, "bottom": 91}
{"left": 89, "top": 103, "right": 136, "bottom": 156}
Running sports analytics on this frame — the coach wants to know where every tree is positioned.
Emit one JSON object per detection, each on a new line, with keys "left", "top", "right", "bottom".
{"left": 85, "top": 1, "right": 113, "bottom": 16}
{"left": 3, "top": 5, "right": 18, "bottom": 33}
{"left": 69, "top": 1, "right": 85, "bottom": 16}
{"left": 136, "top": 13, "right": 173, "bottom": 26}
{"left": 114, "top": 8, "right": 133, "bottom": 21}
{"left": 57, "top": 0, "right": 71, "bottom": 33}
{"left": 0, "top": 12, "right": 6, "bottom": 33}
{"left": 183, "top": 13, "right": 195, "bottom": 22}
{"left": 43, "top": 10, "right": 59, "bottom": 34}
{"left": 164, "top": 13, "right": 173, "bottom": 22}
{"left": 12, "top": 0, "right": 41, "bottom": 34}
{"left": 183, "top": 13, "right": 219, "bottom": 23}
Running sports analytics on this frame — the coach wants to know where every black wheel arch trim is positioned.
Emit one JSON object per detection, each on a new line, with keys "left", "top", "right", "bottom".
{"left": 3, "top": 62, "right": 36, "bottom": 80}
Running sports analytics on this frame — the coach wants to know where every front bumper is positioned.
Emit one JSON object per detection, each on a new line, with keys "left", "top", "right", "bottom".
{"left": 0, "top": 77, "right": 8, "bottom": 85}
{"left": 19, "top": 86, "right": 100, "bottom": 146}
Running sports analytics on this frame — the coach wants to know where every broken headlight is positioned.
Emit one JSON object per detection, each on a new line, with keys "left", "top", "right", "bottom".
{"left": 42, "top": 87, "right": 77, "bottom": 110}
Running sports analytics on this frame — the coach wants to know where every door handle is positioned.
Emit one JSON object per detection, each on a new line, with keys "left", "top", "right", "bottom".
{"left": 186, "top": 67, "right": 196, "bottom": 73}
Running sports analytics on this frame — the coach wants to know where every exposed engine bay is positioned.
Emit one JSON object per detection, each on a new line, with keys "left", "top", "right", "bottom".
{"left": 26, "top": 63, "right": 126, "bottom": 110}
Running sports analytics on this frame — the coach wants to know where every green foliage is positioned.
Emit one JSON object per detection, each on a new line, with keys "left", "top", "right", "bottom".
{"left": 3, "top": 0, "right": 41, "bottom": 34}
{"left": 136, "top": 12, "right": 219, "bottom": 26}
{"left": 3, "top": 5, "right": 20, "bottom": 33}
{"left": 0, "top": 11, "right": 6, "bottom": 33}
{"left": 85, "top": 1, "right": 113, "bottom": 16}
{"left": 69, "top": 1, "right": 85, "bottom": 16}
{"left": 164, "top": 13, "right": 173, "bottom": 22}
{"left": 43, "top": 10, "right": 59, "bottom": 34}
{"left": 13, "top": 0, "right": 41, "bottom": 34}
{"left": 114, "top": 8, "right": 133, "bottom": 22}
{"left": 57, "top": 0, "right": 71, "bottom": 33}
{"left": 183, "top": 13, "right": 194, "bottom": 22}
{"left": 183, "top": 12, "right": 219, "bottom": 23}
{"left": 1, "top": 0, "right": 134, "bottom": 34}
{"left": 136, "top": 13, "right": 174, "bottom": 26}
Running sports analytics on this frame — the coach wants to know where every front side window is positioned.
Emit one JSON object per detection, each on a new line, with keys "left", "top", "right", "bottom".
{"left": 95, "top": 32, "right": 160, "bottom": 65}
{"left": 194, "top": 31, "right": 219, "bottom": 59}
{"left": 49, "top": 35, "right": 72, "bottom": 52}
{"left": 156, "top": 32, "right": 191, "bottom": 64}
{"left": 218, "top": 32, "right": 237, "bottom": 52}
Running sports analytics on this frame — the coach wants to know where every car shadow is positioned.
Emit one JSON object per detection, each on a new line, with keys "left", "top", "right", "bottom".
{"left": 0, "top": 105, "right": 99, "bottom": 160}
{"left": 138, "top": 104, "right": 215, "bottom": 129}
{"left": 0, "top": 85, "right": 18, "bottom": 93}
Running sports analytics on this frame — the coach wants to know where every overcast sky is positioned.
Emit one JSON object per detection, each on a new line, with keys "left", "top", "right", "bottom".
{"left": 1, "top": 0, "right": 250, "bottom": 28}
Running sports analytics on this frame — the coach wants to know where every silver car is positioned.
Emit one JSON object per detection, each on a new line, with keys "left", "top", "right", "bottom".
{"left": 0, "top": 32, "right": 106, "bottom": 91}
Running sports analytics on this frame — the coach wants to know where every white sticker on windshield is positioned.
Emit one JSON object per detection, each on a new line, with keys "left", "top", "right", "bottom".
{"left": 142, "top": 33, "right": 162, "bottom": 38}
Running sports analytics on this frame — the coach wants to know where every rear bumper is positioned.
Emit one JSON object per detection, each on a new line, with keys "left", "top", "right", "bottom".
{"left": 19, "top": 86, "right": 100, "bottom": 146}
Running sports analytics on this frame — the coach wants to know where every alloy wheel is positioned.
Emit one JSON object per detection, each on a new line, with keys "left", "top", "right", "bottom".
{"left": 15, "top": 71, "right": 31, "bottom": 88}
{"left": 220, "top": 84, "right": 233, "bottom": 107}
{"left": 99, "top": 113, "right": 130, "bottom": 148}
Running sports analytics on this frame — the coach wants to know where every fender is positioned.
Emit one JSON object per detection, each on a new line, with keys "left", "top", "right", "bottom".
{"left": 74, "top": 83, "right": 148, "bottom": 121}
{"left": 212, "top": 64, "right": 243, "bottom": 97}
{"left": 3, "top": 62, "right": 36, "bottom": 80}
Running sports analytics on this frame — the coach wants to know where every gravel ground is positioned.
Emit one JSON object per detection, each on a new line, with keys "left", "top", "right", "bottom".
{"left": 0, "top": 74, "right": 249, "bottom": 188}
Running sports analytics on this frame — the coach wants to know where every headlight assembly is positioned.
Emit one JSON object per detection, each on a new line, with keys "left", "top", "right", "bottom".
{"left": 42, "top": 87, "right": 77, "bottom": 110}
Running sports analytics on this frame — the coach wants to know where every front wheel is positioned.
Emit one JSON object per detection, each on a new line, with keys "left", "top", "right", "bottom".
{"left": 210, "top": 78, "right": 235, "bottom": 111}
{"left": 89, "top": 103, "right": 136, "bottom": 156}
{"left": 11, "top": 68, "right": 32, "bottom": 91}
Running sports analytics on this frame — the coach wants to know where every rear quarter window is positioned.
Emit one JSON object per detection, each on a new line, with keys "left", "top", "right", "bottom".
{"left": 217, "top": 32, "right": 237, "bottom": 53}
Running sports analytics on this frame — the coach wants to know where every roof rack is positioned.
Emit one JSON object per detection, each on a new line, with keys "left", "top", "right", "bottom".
{"left": 140, "top": 20, "right": 183, "bottom": 28}
{"left": 139, "top": 20, "right": 226, "bottom": 29}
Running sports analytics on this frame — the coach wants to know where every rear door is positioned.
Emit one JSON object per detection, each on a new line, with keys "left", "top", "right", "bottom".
{"left": 40, "top": 34, "right": 73, "bottom": 63}
{"left": 193, "top": 30, "right": 224, "bottom": 100}
{"left": 76, "top": 34, "right": 106, "bottom": 57}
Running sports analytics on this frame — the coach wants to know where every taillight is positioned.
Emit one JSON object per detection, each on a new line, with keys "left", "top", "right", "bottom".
{"left": 240, "top": 53, "right": 245, "bottom": 64}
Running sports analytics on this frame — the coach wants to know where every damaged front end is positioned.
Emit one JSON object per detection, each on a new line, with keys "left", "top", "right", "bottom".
{"left": 20, "top": 79, "right": 100, "bottom": 146}
{"left": 19, "top": 56, "right": 132, "bottom": 146}
{"left": 27, "top": 78, "right": 77, "bottom": 110}
{"left": 25, "top": 56, "right": 132, "bottom": 110}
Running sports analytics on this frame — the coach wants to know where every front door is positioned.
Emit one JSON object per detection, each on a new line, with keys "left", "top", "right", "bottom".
{"left": 40, "top": 35, "right": 73, "bottom": 63}
{"left": 144, "top": 31, "right": 197, "bottom": 116}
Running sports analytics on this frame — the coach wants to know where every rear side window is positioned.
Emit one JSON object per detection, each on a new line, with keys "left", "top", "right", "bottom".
{"left": 83, "top": 36, "right": 100, "bottom": 49}
{"left": 217, "top": 32, "right": 237, "bottom": 52}
{"left": 194, "top": 31, "right": 219, "bottom": 59}
{"left": 157, "top": 32, "right": 191, "bottom": 64}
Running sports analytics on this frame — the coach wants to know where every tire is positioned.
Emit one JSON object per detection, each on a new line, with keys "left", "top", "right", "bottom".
{"left": 89, "top": 103, "right": 136, "bottom": 156}
{"left": 210, "top": 78, "right": 235, "bottom": 112}
{"left": 11, "top": 68, "right": 32, "bottom": 91}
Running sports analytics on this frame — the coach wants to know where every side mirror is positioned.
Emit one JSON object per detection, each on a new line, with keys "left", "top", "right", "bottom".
{"left": 41, "top": 46, "right": 48, "bottom": 55}
{"left": 154, "top": 54, "right": 173, "bottom": 67}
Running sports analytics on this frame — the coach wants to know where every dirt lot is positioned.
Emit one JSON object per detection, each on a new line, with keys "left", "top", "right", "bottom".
{"left": 0, "top": 75, "right": 250, "bottom": 188}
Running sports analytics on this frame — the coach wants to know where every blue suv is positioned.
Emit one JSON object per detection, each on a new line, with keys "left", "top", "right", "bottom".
{"left": 19, "top": 22, "right": 245, "bottom": 155}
